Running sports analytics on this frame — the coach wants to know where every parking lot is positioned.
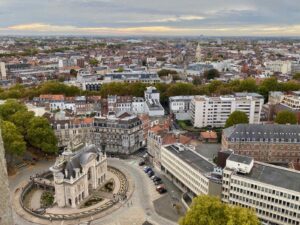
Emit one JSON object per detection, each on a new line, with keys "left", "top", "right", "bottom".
{"left": 136, "top": 157, "right": 186, "bottom": 222}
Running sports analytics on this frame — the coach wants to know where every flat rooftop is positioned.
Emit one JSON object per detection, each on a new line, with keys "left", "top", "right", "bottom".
{"left": 228, "top": 154, "right": 253, "bottom": 165}
{"left": 165, "top": 144, "right": 215, "bottom": 174}
{"left": 236, "top": 162, "right": 300, "bottom": 193}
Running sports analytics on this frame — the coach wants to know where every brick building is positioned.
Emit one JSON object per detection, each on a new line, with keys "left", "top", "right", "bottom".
{"left": 222, "top": 124, "right": 300, "bottom": 164}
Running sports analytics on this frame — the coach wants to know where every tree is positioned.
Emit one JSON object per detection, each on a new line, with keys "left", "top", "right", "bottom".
{"left": 70, "top": 69, "right": 78, "bottom": 76}
{"left": 179, "top": 195, "right": 259, "bottom": 225}
{"left": 225, "top": 111, "right": 249, "bottom": 128}
{"left": 238, "top": 78, "right": 258, "bottom": 92}
{"left": 0, "top": 99, "right": 27, "bottom": 120}
{"left": 293, "top": 73, "right": 300, "bottom": 81}
{"left": 193, "top": 76, "right": 202, "bottom": 85}
{"left": 203, "top": 69, "right": 220, "bottom": 80}
{"left": 89, "top": 58, "right": 99, "bottom": 67}
{"left": 157, "top": 69, "right": 178, "bottom": 77}
{"left": 1, "top": 120, "right": 26, "bottom": 165}
{"left": 9, "top": 110, "right": 35, "bottom": 136}
{"left": 27, "top": 117, "right": 58, "bottom": 154}
{"left": 275, "top": 111, "right": 297, "bottom": 125}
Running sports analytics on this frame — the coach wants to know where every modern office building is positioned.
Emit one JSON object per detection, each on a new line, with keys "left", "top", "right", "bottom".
{"left": 191, "top": 93, "right": 264, "bottom": 128}
{"left": 161, "top": 144, "right": 223, "bottom": 197}
{"left": 161, "top": 143, "right": 300, "bottom": 225}
{"left": 222, "top": 154, "right": 300, "bottom": 225}
{"left": 222, "top": 124, "right": 300, "bottom": 164}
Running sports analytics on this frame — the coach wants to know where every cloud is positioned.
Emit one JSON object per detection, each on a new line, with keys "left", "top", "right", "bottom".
{"left": 1, "top": 0, "right": 300, "bottom": 35}
{"left": 120, "top": 15, "right": 205, "bottom": 23}
{"left": 3, "top": 23, "right": 300, "bottom": 36}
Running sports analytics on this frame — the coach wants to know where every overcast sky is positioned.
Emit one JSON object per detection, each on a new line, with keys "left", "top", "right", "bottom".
{"left": 0, "top": 0, "right": 299, "bottom": 36}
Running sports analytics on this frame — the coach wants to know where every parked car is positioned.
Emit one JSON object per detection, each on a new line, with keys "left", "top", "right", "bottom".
{"left": 156, "top": 185, "right": 167, "bottom": 194}
{"left": 150, "top": 175, "right": 157, "bottom": 180}
{"left": 154, "top": 180, "right": 163, "bottom": 185}
{"left": 148, "top": 170, "right": 155, "bottom": 177}
{"left": 144, "top": 166, "right": 151, "bottom": 173}
{"left": 153, "top": 177, "right": 161, "bottom": 182}
{"left": 139, "top": 160, "right": 145, "bottom": 166}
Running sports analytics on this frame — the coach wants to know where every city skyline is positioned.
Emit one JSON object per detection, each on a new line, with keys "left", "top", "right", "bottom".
{"left": 0, "top": 0, "right": 300, "bottom": 36}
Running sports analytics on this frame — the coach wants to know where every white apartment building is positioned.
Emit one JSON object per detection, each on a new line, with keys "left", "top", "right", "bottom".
{"left": 169, "top": 96, "right": 194, "bottom": 120}
{"left": 222, "top": 154, "right": 300, "bottom": 225}
{"left": 264, "top": 61, "right": 292, "bottom": 74}
{"left": 0, "top": 62, "right": 7, "bottom": 80}
{"left": 144, "top": 86, "right": 165, "bottom": 117}
{"left": 191, "top": 93, "right": 264, "bottom": 128}
{"left": 281, "top": 91, "right": 300, "bottom": 110}
{"left": 132, "top": 97, "right": 145, "bottom": 114}
{"left": 161, "top": 144, "right": 223, "bottom": 198}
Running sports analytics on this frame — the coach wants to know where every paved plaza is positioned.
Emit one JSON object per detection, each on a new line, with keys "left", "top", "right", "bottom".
{"left": 10, "top": 158, "right": 181, "bottom": 225}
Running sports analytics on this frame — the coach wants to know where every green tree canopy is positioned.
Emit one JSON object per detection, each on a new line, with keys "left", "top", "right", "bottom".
{"left": 27, "top": 117, "right": 58, "bottom": 154}
{"left": 157, "top": 69, "right": 178, "bottom": 77}
{"left": 1, "top": 120, "right": 26, "bottom": 164}
{"left": 179, "top": 195, "right": 259, "bottom": 225}
{"left": 204, "top": 69, "right": 220, "bottom": 80}
{"left": 0, "top": 99, "right": 27, "bottom": 120}
{"left": 9, "top": 110, "right": 35, "bottom": 136}
{"left": 275, "top": 111, "right": 297, "bottom": 125}
{"left": 238, "top": 78, "right": 258, "bottom": 92}
{"left": 225, "top": 111, "right": 249, "bottom": 128}
{"left": 89, "top": 58, "right": 99, "bottom": 66}
{"left": 292, "top": 72, "right": 300, "bottom": 81}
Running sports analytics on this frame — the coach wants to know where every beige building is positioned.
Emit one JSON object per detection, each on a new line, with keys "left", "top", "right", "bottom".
{"left": 222, "top": 124, "right": 300, "bottom": 164}
{"left": 50, "top": 145, "right": 107, "bottom": 208}
{"left": 161, "top": 144, "right": 222, "bottom": 198}
{"left": 93, "top": 112, "right": 144, "bottom": 154}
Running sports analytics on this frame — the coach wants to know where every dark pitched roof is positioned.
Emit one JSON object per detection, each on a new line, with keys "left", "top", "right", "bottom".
{"left": 224, "top": 124, "right": 300, "bottom": 142}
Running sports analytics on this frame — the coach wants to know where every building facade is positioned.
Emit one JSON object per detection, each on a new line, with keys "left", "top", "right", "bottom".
{"left": 50, "top": 145, "right": 107, "bottom": 208}
{"left": 222, "top": 154, "right": 300, "bottom": 225}
{"left": 161, "top": 144, "right": 222, "bottom": 198}
{"left": 161, "top": 143, "right": 300, "bottom": 225}
{"left": 0, "top": 62, "right": 7, "bottom": 80}
{"left": 93, "top": 113, "right": 144, "bottom": 154}
{"left": 169, "top": 96, "right": 194, "bottom": 120}
{"left": 222, "top": 124, "right": 300, "bottom": 164}
{"left": 191, "top": 93, "right": 264, "bottom": 128}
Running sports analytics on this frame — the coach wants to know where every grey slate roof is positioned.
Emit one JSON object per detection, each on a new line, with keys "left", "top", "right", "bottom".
{"left": 63, "top": 145, "right": 100, "bottom": 179}
{"left": 223, "top": 124, "right": 300, "bottom": 143}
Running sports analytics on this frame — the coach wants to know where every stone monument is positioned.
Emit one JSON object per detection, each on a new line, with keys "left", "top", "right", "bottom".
{"left": 0, "top": 129, "right": 14, "bottom": 225}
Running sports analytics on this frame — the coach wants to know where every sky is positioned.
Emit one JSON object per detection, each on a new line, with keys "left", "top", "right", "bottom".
{"left": 0, "top": 0, "right": 300, "bottom": 36}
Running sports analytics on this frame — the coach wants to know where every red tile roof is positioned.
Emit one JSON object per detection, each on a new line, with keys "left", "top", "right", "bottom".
{"left": 200, "top": 131, "right": 218, "bottom": 139}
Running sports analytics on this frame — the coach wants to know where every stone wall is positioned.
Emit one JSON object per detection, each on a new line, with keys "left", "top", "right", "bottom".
{"left": 0, "top": 129, "right": 14, "bottom": 225}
